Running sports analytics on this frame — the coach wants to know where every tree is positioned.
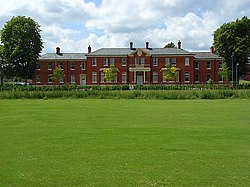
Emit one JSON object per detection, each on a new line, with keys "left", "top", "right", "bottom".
{"left": 52, "top": 66, "right": 64, "bottom": 85}
{"left": 164, "top": 42, "right": 176, "bottom": 48}
{"left": 0, "top": 45, "right": 5, "bottom": 86}
{"left": 103, "top": 65, "right": 117, "bottom": 83}
{"left": 213, "top": 16, "right": 250, "bottom": 79}
{"left": 0, "top": 16, "right": 43, "bottom": 83}
{"left": 219, "top": 62, "right": 230, "bottom": 83}
{"left": 164, "top": 64, "right": 177, "bottom": 81}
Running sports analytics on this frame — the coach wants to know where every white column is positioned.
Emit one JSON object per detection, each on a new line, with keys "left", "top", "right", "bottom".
{"left": 143, "top": 71, "right": 146, "bottom": 82}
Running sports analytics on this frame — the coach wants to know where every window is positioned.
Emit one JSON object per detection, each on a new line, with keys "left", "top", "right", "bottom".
{"left": 135, "top": 58, "right": 139, "bottom": 65}
{"left": 48, "top": 62, "right": 52, "bottom": 70}
{"left": 172, "top": 58, "right": 176, "bottom": 66}
{"left": 165, "top": 58, "right": 170, "bottom": 66}
{"left": 153, "top": 58, "right": 158, "bottom": 66}
{"left": 104, "top": 58, "right": 108, "bottom": 66}
{"left": 141, "top": 58, "right": 145, "bottom": 65}
{"left": 92, "top": 58, "right": 97, "bottom": 66}
{"left": 101, "top": 72, "right": 104, "bottom": 82}
{"left": 36, "top": 62, "right": 40, "bottom": 70}
{"left": 207, "top": 74, "right": 211, "bottom": 81}
{"left": 59, "top": 62, "right": 64, "bottom": 70}
{"left": 122, "top": 72, "right": 127, "bottom": 83}
{"left": 153, "top": 72, "right": 158, "bottom": 83}
{"left": 195, "top": 74, "right": 199, "bottom": 82}
{"left": 48, "top": 74, "right": 52, "bottom": 83}
{"left": 71, "top": 75, "right": 75, "bottom": 83}
{"left": 185, "top": 72, "right": 190, "bottom": 82}
{"left": 71, "top": 62, "right": 75, "bottom": 70}
{"left": 195, "top": 62, "right": 199, "bottom": 69}
{"left": 122, "top": 58, "right": 127, "bottom": 66}
{"left": 36, "top": 75, "right": 40, "bottom": 83}
{"left": 110, "top": 58, "right": 114, "bottom": 66}
{"left": 60, "top": 76, "right": 64, "bottom": 83}
{"left": 185, "top": 57, "right": 190, "bottom": 66}
{"left": 81, "top": 62, "right": 86, "bottom": 70}
{"left": 92, "top": 72, "right": 97, "bottom": 83}
{"left": 207, "top": 62, "right": 211, "bottom": 69}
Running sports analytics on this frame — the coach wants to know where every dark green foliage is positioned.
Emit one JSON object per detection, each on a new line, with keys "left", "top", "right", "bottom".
{"left": 0, "top": 16, "right": 43, "bottom": 82}
{"left": 213, "top": 16, "right": 250, "bottom": 78}
{"left": 164, "top": 42, "right": 176, "bottom": 48}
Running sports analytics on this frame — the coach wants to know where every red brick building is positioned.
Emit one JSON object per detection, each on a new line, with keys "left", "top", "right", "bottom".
{"left": 33, "top": 41, "right": 223, "bottom": 85}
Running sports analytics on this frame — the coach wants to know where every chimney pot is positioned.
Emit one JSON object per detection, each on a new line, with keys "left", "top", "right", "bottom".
{"left": 178, "top": 40, "right": 181, "bottom": 49}
{"left": 146, "top": 42, "right": 149, "bottom": 49}
{"left": 210, "top": 46, "right": 214, "bottom": 54}
{"left": 88, "top": 45, "right": 91, "bottom": 53}
{"left": 130, "top": 42, "right": 133, "bottom": 50}
{"left": 56, "top": 47, "right": 60, "bottom": 55}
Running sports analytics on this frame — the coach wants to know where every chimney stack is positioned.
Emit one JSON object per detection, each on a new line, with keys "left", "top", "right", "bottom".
{"left": 210, "top": 46, "right": 214, "bottom": 54}
{"left": 56, "top": 47, "right": 60, "bottom": 55}
{"left": 178, "top": 40, "right": 181, "bottom": 49}
{"left": 88, "top": 45, "right": 91, "bottom": 53}
{"left": 130, "top": 42, "right": 133, "bottom": 50}
{"left": 146, "top": 42, "right": 149, "bottom": 49}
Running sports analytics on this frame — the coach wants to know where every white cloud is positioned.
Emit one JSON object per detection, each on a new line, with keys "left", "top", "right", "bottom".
{"left": 0, "top": 0, "right": 249, "bottom": 53}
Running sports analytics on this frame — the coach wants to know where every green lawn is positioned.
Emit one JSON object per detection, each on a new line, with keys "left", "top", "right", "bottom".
{"left": 0, "top": 99, "right": 250, "bottom": 186}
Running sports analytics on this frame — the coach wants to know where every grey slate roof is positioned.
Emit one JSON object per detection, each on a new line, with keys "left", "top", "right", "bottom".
{"left": 193, "top": 52, "right": 223, "bottom": 60}
{"left": 39, "top": 53, "right": 87, "bottom": 60}
{"left": 87, "top": 48, "right": 193, "bottom": 56}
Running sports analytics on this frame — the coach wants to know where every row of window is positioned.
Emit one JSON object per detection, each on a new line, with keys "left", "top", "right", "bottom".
{"left": 36, "top": 62, "right": 86, "bottom": 71}
{"left": 91, "top": 57, "right": 190, "bottom": 66}
{"left": 35, "top": 74, "right": 76, "bottom": 84}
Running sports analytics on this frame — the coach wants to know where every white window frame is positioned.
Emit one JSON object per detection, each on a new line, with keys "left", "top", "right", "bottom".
{"left": 110, "top": 58, "right": 114, "bottom": 66}
{"left": 207, "top": 62, "right": 211, "bottom": 69}
{"left": 48, "top": 62, "right": 52, "bottom": 70}
{"left": 195, "top": 62, "right": 199, "bottom": 69}
{"left": 153, "top": 72, "right": 158, "bottom": 83}
{"left": 71, "top": 62, "right": 75, "bottom": 70}
{"left": 81, "top": 62, "right": 86, "bottom": 70}
{"left": 165, "top": 58, "right": 170, "bottom": 66}
{"left": 48, "top": 74, "right": 52, "bottom": 83}
{"left": 184, "top": 72, "right": 190, "bottom": 82}
{"left": 153, "top": 58, "right": 158, "bottom": 66}
{"left": 122, "top": 72, "right": 127, "bottom": 83}
{"left": 185, "top": 57, "right": 190, "bottom": 66}
{"left": 71, "top": 75, "right": 75, "bottom": 83}
{"left": 135, "top": 58, "right": 139, "bottom": 65}
{"left": 122, "top": 58, "right": 127, "bottom": 66}
{"left": 104, "top": 58, "right": 108, "bottom": 66}
{"left": 92, "top": 58, "right": 97, "bottom": 66}
{"left": 92, "top": 72, "right": 97, "bottom": 83}
{"left": 172, "top": 58, "right": 176, "bottom": 66}
{"left": 141, "top": 58, "right": 145, "bottom": 65}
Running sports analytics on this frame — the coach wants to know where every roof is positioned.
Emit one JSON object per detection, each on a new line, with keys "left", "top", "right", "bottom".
{"left": 193, "top": 52, "right": 223, "bottom": 60}
{"left": 87, "top": 48, "right": 193, "bottom": 56}
{"left": 39, "top": 53, "right": 87, "bottom": 60}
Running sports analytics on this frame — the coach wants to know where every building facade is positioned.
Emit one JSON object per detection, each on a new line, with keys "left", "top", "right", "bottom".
{"left": 33, "top": 41, "right": 223, "bottom": 85}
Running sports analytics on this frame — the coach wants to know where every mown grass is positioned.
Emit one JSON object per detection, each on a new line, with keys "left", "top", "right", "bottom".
{"left": 0, "top": 99, "right": 250, "bottom": 186}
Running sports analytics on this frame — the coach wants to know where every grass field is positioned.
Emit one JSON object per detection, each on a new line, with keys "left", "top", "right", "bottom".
{"left": 0, "top": 99, "right": 250, "bottom": 186}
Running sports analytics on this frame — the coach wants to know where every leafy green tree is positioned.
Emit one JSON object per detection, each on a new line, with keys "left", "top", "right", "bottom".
{"left": 164, "top": 42, "right": 176, "bottom": 48}
{"left": 219, "top": 62, "right": 230, "bottom": 83}
{"left": 52, "top": 66, "right": 64, "bottom": 85}
{"left": 0, "top": 45, "right": 5, "bottom": 86}
{"left": 0, "top": 16, "right": 43, "bottom": 84}
{"left": 213, "top": 16, "right": 250, "bottom": 78}
{"left": 104, "top": 65, "right": 117, "bottom": 83}
{"left": 164, "top": 64, "right": 177, "bottom": 81}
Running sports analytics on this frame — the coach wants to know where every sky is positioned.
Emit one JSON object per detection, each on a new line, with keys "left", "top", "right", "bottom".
{"left": 0, "top": 0, "right": 249, "bottom": 54}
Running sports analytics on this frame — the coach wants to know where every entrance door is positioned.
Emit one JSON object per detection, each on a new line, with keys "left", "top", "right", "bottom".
{"left": 80, "top": 74, "right": 86, "bottom": 86}
{"left": 137, "top": 75, "right": 143, "bottom": 85}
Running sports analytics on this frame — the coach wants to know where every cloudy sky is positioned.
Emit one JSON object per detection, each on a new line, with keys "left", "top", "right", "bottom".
{"left": 0, "top": 0, "right": 249, "bottom": 54}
